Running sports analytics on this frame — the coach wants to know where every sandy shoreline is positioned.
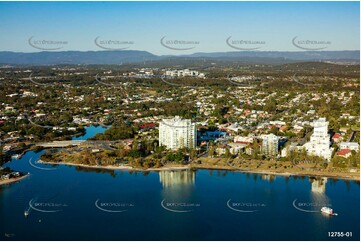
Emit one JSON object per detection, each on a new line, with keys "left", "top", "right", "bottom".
{"left": 38, "top": 160, "right": 190, "bottom": 172}
{"left": 0, "top": 173, "right": 30, "bottom": 186}
{"left": 38, "top": 160, "right": 360, "bottom": 181}
{"left": 192, "top": 164, "right": 360, "bottom": 181}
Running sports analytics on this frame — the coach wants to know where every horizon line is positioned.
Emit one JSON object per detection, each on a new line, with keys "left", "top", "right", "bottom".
{"left": 1, "top": 49, "right": 360, "bottom": 56}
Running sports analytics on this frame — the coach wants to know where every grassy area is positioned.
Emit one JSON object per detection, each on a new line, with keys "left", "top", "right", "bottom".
{"left": 39, "top": 148, "right": 360, "bottom": 180}
{"left": 192, "top": 158, "right": 360, "bottom": 180}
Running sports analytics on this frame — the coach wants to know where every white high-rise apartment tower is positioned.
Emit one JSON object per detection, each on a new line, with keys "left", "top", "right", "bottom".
{"left": 159, "top": 116, "right": 196, "bottom": 150}
{"left": 303, "top": 118, "right": 333, "bottom": 161}
{"left": 262, "top": 133, "right": 279, "bottom": 157}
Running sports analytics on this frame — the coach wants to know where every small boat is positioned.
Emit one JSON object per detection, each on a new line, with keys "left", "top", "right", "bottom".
{"left": 24, "top": 208, "right": 30, "bottom": 217}
{"left": 12, "top": 154, "right": 22, "bottom": 159}
{"left": 321, "top": 207, "right": 338, "bottom": 216}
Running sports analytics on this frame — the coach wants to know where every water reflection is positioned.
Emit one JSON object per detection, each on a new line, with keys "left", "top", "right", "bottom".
{"left": 309, "top": 177, "right": 331, "bottom": 213}
{"left": 159, "top": 169, "right": 195, "bottom": 189}
{"left": 310, "top": 177, "right": 327, "bottom": 194}
{"left": 159, "top": 169, "right": 198, "bottom": 213}
{"left": 260, "top": 174, "right": 276, "bottom": 182}
{"left": 74, "top": 166, "right": 117, "bottom": 178}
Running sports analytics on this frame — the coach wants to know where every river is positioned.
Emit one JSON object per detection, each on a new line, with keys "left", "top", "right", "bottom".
{"left": 0, "top": 125, "right": 359, "bottom": 240}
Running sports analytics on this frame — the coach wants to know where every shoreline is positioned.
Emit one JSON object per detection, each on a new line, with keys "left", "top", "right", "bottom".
{"left": 192, "top": 164, "right": 360, "bottom": 181}
{"left": 38, "top": 160, "right": 360, "bottom": 181}
{"left": 0, "top": 173, "right": 30, "bottom": 186}
{"left": 38, "top": 160, "right": 190, "bottom": 172}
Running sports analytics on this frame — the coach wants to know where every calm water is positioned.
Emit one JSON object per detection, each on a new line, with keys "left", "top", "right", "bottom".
{"left": 72, "top": 125, "right": 108, "bottom": 140}
{"left": 0, "top": 127, "right": 359, "bottom": 241}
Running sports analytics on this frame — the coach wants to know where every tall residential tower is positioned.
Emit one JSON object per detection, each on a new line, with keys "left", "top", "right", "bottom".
{"left": 303, "top": 118, "right": 333, "bottom": 161}
{"left": 159, "top": 116, "right": 196, "bottom": 150}
{"left": 262, "top": 133, "right": 279, "bottom": 157}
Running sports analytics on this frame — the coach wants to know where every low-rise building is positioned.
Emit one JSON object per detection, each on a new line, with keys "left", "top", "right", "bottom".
{"left": 332, "top": 133, "right": 343, "bottom": 143}
{"left": 234, "top": 135, "right": 254, "bottom": 144}
{"left": 339, "top": 142, "right": 359, "bottom": 152}
{"left": 228, "top": 143, "right": 247, "bottom": 155}
{"left": 336, "top": 149, "right": 352, "bottom": 158}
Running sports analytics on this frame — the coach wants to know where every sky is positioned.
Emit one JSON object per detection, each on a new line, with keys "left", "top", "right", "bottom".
{"left": 0, "top": 1, "right": 359, "bottom": 55}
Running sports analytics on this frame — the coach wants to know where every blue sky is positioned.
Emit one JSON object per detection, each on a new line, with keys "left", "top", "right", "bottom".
{"left": 0, "top": 1, "right": 359, "bottom": 54}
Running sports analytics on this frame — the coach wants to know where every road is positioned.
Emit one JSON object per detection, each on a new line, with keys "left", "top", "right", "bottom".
{"left": 36, "top": 140, "right": 85, "bottom": 148}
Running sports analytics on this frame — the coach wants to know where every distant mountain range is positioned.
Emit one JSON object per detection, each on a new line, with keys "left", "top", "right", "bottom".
{"left": 0, "top": 50, "right": 359, "bottom": 65}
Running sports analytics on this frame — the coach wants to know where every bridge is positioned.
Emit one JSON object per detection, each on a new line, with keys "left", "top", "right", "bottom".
{"left": 35, "top": 140, "right": 118, "bottom": 149}
{"left": 36, "top": 140, "right": 85, "bottom": 148}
